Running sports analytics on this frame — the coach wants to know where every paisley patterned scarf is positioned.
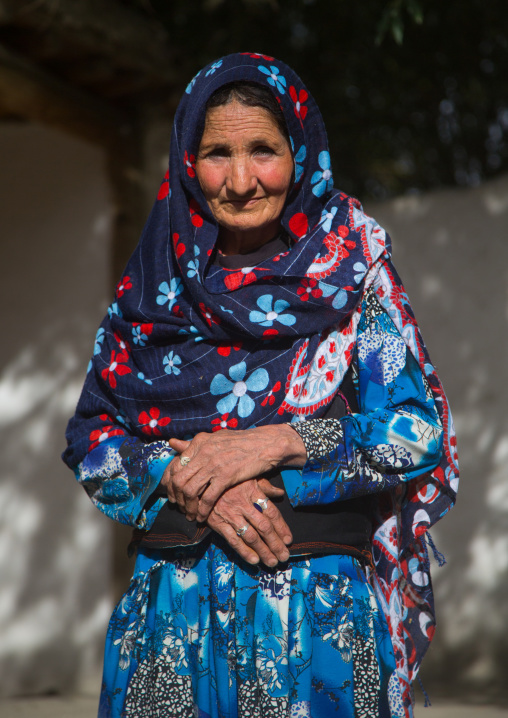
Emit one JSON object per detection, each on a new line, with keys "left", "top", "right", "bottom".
{"left": 64, "top": 52, "right": 458, "bottom": 698}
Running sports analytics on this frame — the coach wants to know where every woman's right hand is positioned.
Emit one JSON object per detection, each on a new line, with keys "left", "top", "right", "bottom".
{"left": 206, "top": 478, "right": 293, "bottom": 567}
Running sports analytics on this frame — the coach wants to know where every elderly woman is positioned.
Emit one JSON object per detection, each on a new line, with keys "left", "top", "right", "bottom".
{"left": 64, "top": 53, "right": 458, "bottom": 718}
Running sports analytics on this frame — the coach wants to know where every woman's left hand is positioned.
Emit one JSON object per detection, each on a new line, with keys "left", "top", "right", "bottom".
{"left": 163, "top": 425, "right": 306, "bottom": 522}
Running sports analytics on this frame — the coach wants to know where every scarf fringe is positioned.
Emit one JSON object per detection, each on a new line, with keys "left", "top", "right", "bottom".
{"left": 425, "top": 530, "right": 447, "bottom": 567}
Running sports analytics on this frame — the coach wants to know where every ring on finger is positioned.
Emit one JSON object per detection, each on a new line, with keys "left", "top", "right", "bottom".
{"left": 236, "top": 525, "right": 249, "bottom": 537}
{"left": 180, "top": 455, "right": 191, "bottom": 467}
{"left": 253, "top": 497, "right": 269, "bottom": 513}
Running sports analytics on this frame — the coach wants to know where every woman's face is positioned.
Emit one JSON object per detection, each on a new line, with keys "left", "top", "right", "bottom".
{"left": 195, "top": 100, "right": 294, "bottom": 252}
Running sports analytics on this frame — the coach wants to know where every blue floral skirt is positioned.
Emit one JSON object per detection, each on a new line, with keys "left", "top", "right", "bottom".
{"left": 99, "top": 540, "right": 402, "bottom": 718}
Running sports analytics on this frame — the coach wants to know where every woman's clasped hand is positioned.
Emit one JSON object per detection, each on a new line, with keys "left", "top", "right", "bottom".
{"left": 162, "top": 424, "right": 307, "bottom": 565}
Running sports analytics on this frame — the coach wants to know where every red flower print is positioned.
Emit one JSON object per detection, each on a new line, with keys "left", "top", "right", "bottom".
{"left": 289, "top": 212, "right": 308, "bottom": 238}
{"left": 329, "top": 341, "right": 336, "bottom": 354}
{"left": 318, "top": 355, "right": 326, "bottom": 369}
{"left": 263, "top": 328, "right": 279, "bottom": 338}
{"left": 116, "top": 276, "right": 132, "bottom": 297}
{"left": 217, "top": 340, "right": 242, "bottom": 357}
{"left": 337, "top": 225, "right": 349, "bottom": 239}
{"left": 297, "top": 278, "right": 323, "bottom": 302}
{"left": 113, "top": 332, "right": 130, "bottom": 356}
{"left": 184, "top": 150, "right": 196, "bottom": 178}
{"left": 261, "top": 381, "right": 281, "bottom": 406}
{"left": 325, "top": 370, "right": 335, "bottom": 383}
{"left": 289, "top": 86, "right": 308, "bottom": 121}
{"left": 89, "top": 416, "right": 125, "bottom": 451}
{"left": 199, "top": 303, "right": 220, "bottom": 327}
{"left": 138, "top": 407, "right": 171, "bottom": 436}
{"left": 189, "top": 199, "right": 203, "bottom": 227}
{"left": 173, "top": 232, "right": 186, "bottom": 259}
{"left": 157, "top": 169, "right": 170, "bottom": 200}
{"left": 101, "top": 350, "right": 132, "bottom": 389}
{"left": 241, "top": 52, "right": 274, "bottom": 60}
{"left": 211, "top": 413, "right": 238, "bottom": 432}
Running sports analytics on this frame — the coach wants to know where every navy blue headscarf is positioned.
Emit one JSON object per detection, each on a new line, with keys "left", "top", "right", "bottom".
{"left": 64, "top": 52, "right": 391, "bottom": 467}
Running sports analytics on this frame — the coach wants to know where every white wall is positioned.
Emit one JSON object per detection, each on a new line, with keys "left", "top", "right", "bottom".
{"left": 366, "top": 177, "right": 508, "bottom": 702}
{"left": 0, "top": 123, "right": 114, "bottom": 696}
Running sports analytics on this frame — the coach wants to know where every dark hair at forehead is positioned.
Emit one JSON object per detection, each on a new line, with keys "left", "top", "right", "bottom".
{"left": 205, "top": 81, "right": 290, "bottom": 144}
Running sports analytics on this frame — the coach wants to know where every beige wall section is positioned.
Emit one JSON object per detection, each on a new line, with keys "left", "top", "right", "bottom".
{"left": 0, "top": 123, "right": 114, "bottom": 696}
{"left": 366, "top": 177, "right": 508, "bottom": 702}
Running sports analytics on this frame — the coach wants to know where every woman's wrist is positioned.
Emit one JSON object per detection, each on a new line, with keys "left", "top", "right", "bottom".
{"left": 250, "top": 423, "right": 307, "bottom": 468}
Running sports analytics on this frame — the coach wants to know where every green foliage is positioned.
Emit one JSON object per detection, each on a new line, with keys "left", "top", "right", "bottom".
{"left": 148, "top": 0, "right": 508, "bottom": 199}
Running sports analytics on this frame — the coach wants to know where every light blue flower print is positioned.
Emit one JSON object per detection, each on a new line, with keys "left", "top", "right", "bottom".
{"left": 94, "top": 327, "right": 105, "bottom": 355}
{"left": 205, "top": 60, "right": 223, "bottom": 76}
{"left": 157, "top": 278, "right": 183, "bottom": 311}
{"left": 353, "top": 262, "right": 367, "bottom": 283}
{"left": 185, "top": 70, "right": 201, "bottom": 94}
{"left": 319, "top": 206, "right": 338, "bottom": 233}
{"left": 87, "top": 359, "right": 92, "bottom": 374}
{"left": 210, "top": 361, "right": 269, "bottom": 418}
{"left": 163, "top": 350, "right": 182, "bottom": 376}
{"left": 187, "top": 245, "right": 200, "bottom": 280}
{"left": 115, "top": 411, "right": 132, "bottom": 429}
{"left": 178, "top": 325, "right": 205, "bottom": 342}
{"left": 249, "top": 294, "right": 296, "bottom": 328}
{"left": 132, "top": 325, "right": 149, "bottom": 346}
{"left": 257, "top": 65, "right": 287, "bottom": 94}
{"left": 108, "top": 302, "right": 122, "bottom": 318}
{"left": 318, "top": 281, "right": 348, "bottom": 310}
{"left": 137, "top": 372, "right": 153, "bottom": 385}
{"left": 294, "top": 144, "right": 306, "bottom": 182}
{"left": 311, "top": 151, "right": 333, "bottom": 197}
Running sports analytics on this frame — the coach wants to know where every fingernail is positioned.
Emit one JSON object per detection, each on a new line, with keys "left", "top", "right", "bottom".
{"left": 281, "top": 552, "right": 290, "bottom": 562}
{"left": 267, "top": 559, "right": 278, "bottom": 567}
{"left": 284, "top": 536, "right": 292, "bottom": 545}
{"left": 168, "top": 496, "right": 176, "bottom": 503}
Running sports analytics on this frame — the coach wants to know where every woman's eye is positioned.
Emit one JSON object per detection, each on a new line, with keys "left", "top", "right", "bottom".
{"left": 253, "top": 146, "right": 276, "bottom": 157}
{"left": 207, "top": 147, "right": 228, "bottom": 158}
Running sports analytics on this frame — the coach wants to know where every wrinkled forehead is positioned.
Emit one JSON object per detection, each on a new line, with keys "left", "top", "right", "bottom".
{"left": 175, "top": 53, "right": 310, "bottom": 157}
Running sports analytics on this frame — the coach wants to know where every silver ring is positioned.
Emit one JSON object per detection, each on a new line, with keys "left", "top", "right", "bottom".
{"left": 254, "top": 498, "right": 269, "bottom": 512}
{"left": 180, "top": 455, "right": 191, "bottom": 467}
{"left": 236, "top": 525, "right": 249, "bottom": 537}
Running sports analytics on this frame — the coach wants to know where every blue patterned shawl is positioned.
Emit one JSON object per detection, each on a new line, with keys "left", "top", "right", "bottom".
{"left": 64, "top": 52, "right": 458, "bottom": 700}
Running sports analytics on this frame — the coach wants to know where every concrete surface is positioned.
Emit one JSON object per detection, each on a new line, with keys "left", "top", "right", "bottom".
{"left": 1, "top": 696, "right": 508, "bottom": 718}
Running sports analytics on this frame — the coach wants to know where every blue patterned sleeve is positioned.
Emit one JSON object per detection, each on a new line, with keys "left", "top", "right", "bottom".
{"left": 74, "top": 436, "right": 174, "bottom": 529}
{"left": 281, "top": 290, "right": 443, "bottom": 507}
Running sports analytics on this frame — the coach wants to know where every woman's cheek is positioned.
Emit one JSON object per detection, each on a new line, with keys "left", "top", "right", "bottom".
{"left": 197, "top": 163, "right": 224, "bottom": 198}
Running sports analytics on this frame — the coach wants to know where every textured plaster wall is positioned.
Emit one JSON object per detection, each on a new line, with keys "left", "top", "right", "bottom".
{"left": 0, "top": 124, "right": 114, "bottom": 696}
{"left": 366, "top": 177, "right": 508, "bottom": 703}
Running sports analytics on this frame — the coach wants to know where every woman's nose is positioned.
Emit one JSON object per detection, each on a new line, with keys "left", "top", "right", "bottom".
{"left": 226, "top": 157, "right": 256, "bottom": 195}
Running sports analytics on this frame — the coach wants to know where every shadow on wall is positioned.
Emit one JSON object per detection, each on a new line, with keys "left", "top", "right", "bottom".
{"left": 367, "top": 177, "right": 508, "bottom": 704}
{"left": 0, "top": 124, "right": 114, "bottom": 696}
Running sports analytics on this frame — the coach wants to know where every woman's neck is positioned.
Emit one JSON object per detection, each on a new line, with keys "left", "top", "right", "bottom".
{"left": 217, "top": 222, "right": 282, "bottom": 256}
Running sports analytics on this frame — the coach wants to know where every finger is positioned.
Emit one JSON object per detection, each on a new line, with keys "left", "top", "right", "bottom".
{"left": 168, "top": 438, "right": 191, "bottom": 452}
{"left": 174, "top": 469, "right": 224, "bottom": 521}
{"left": 247, "top": 515, "right": 291, "bottom": 562}
{"left": 239, "top": 524, "right": 282, "bottom": 567}
{"left": 257, "top": 479, "right": 285, "bottom": 499}
{"left": 195, "top": 476, "right": 237, "bottom": 522}
{"left": 207, "top": 514, "right": 260, "bottom": 565}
